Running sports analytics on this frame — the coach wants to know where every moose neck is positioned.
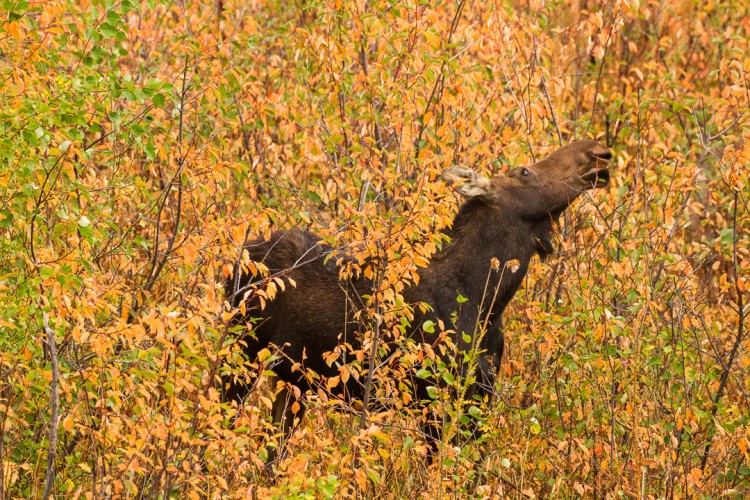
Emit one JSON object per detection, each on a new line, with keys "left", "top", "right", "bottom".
{"left": 432, "top": 197, "right": 557, "bottom": 321}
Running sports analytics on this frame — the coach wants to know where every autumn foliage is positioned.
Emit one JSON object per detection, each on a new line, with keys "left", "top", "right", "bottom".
{"left": 1, "top": 0, "right": 749, "bottom": 497}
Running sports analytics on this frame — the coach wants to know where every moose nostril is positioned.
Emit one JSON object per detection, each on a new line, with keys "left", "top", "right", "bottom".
{"left": 595, "top": 150, "right": 613, "bottom": 160}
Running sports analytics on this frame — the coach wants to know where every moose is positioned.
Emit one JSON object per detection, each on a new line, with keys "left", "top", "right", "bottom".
{"left": 224, "top": 139, "right": 612, "bottom": 463}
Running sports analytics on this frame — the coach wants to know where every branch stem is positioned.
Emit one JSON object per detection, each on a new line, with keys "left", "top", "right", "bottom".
{"left": 42, "top": 313, "right": 59, "bottom": 500}
{"left": 700, "top": 191, "right": 744, "bottom": 471}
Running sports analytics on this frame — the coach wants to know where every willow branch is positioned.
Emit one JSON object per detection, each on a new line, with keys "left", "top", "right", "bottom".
{"left": 42, "top": 312, "right": 60, "bottom": 500}
{"left": 701, "top": 191, "right": 744, "bottom": 471}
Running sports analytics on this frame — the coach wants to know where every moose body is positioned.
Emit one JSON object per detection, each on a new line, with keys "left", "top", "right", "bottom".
{"left": 224, "top": 140, "right": 612, "bottom": 462}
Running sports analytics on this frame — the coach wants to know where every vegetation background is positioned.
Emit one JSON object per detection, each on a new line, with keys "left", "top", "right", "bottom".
{"left": 1, "top": 0, "right": 748, "bottom": 497}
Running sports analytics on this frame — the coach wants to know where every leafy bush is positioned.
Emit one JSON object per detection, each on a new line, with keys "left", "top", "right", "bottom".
{"left": 1, "top": 0, "right": 748, "bottom": 497}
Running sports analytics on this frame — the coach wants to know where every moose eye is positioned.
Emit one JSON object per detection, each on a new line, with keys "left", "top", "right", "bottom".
{"left": 521, "top": 168, "right": 530, "bottom": 177}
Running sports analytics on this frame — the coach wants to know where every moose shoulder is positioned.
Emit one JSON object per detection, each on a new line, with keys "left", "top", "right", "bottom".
{"left": 224, "top": 139, "right": 612, "bottom": 461}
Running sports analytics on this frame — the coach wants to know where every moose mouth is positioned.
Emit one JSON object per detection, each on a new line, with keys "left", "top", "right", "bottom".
{"left": 581, "top": 151, "right": 612, "bottom": 187}
{"left": 581, "top": 167, "right": 610, "bottom": 187}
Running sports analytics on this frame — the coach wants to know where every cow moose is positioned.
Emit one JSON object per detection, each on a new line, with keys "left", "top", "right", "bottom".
{"left": 224, "top": 139, "right": 612, "bottom": 463}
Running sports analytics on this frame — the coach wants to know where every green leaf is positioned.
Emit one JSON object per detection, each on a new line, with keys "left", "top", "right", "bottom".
{"left": 100, "top": 22, "right": 119, "bottom": 38}
{"left": 152, "top": 93, "right": 165, "bottom": 108}
{"left": 426, "top": 386, "right": 439, "bottom": 399}
{"left": 365, "top": 469, "right": 380, "bottom": 485}
{"left": 529, "top": 418, "right": 541, "bottom": 435}
{"left": 720, "top": 228, "right": 734, "bottom": 245}
{"left": 145, "top": 141, "right": 156, "bottom": 160}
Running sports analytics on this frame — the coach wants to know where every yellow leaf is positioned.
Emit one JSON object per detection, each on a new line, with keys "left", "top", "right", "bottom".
{"left": 62, "top": 416, "right": 74, "bottom": 433}
{"left": 327, "top": 375, "right": 340, "bottom": 391}
{"left": 7, "top": 22, "right": 21, "bottom": 40}
{"left": 424, "top": 30, "right": 441, "bottom": 48}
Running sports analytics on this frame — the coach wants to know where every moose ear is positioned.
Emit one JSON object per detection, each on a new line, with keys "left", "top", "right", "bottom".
{"left": 441, "top": 166, "right": 492, "bottom": 197}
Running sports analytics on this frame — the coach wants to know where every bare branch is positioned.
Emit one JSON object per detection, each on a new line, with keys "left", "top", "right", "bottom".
{"left": 144, "top": 56, "right": 191, "bottom": 293}
{"left": 42, "top": 312, "right": 60, "bottom": 500}
{"left": 701, "top": 191, "right": 745, "bottom": 471}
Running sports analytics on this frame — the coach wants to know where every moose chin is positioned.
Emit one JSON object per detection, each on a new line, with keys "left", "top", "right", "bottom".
{"left": 224, "top": 140, "right": 613, "bottom": 465}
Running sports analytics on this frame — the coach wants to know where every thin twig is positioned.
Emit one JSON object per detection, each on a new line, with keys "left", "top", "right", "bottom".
{"left": 413, "top": 0, "right": 467, "bottom": 160}
{"left": 356, "top": 3, "right": 388, "bottom": 211}
{"left": 359, "top": 226, "right": 392, "bottom": 432}
{"left": 700, "top": 191, "right": 744, "bottom": 471}
{"left": 533, "top": 34, "right": 563, "bottom": 146}
{"left": 42, "top": 312, "right": 60, "bottom": 500}
{"left": 146, "top": 56, "right": 191, "bottom": 497}
{"left": 583, "top": 5, "right": 620, "bottom": 137}
{"left": 144, "top": 57, "right": 191, "bottom": 293}
{"left": 233, "top": 94, "right": 253, "bottom": 162}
